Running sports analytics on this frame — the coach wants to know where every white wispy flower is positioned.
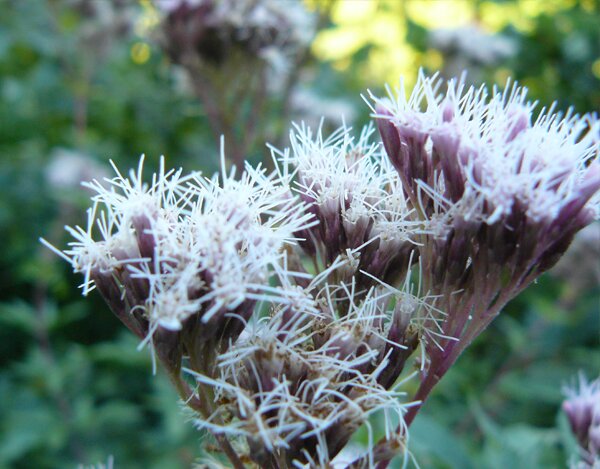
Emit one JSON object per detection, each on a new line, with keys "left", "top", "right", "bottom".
{"left": 371, "top": 71, "right": 600, "bottom": 229}
{"left": 272, "top": 122, "right": 424, "bottom": 288}
{"left": 359, "top": 73, "right": 600, "bottom": 456}
{"left": 188, "top": 289, "right": 412, "bottom": 468}
{"left": 42, "top": 155, "right": 314, "bottom": 339}
{"left": 370, "top": 71, "right": 600, "bottom": 300}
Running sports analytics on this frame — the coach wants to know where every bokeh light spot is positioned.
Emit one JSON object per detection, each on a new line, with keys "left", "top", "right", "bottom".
{"left": 592, "top": 59, "right": 600, "bottom": 80}
{"left": 131, "top": 42, "right": 151, "bottom": 64}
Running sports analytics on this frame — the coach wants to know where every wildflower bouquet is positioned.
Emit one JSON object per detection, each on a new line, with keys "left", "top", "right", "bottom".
{"left": 43, "top": 73, "right": 600, "bottom": 468}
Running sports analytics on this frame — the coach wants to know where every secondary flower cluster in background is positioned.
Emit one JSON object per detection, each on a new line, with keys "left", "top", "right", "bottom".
{"left": 156, "top": 0, "right": 317, "bottom": 167}
{"left": 563, "top": 374, "right": 600, "bottom": 469}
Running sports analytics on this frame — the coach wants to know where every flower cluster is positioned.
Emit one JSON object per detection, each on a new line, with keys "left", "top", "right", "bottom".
{"left": 191, "top": 285, "right": 420, "bottom": 467}
{"left": 154, "top": 0, "right": 316, "bottom": 168}
{"left": 274, "top": 123, "right": 424, "bottom": 291}
{"left": 158, "top": 0, "right": 314, "bottom": 67}
{"left": 43, "top": 153, "right": 423, "bottom": 467}
{"left": 563, "top": 375, "right": 600, "bottom": 468}
{"left": 42, "top": 156, "right": 312, "bottom": 369}
{"left": 372, "top": 73, "right": 600, "bottom": 413}
{"left": 45, "top": 72, "right": 600, "bottom": 468}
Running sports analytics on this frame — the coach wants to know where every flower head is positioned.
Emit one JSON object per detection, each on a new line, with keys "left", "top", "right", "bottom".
{"left": 158, "top": 0, "right": 314, "bottom": 66}
{"left": 563, "top": 374, "right": 600, "bottom": 468}
{"left": 273, "top": 123, "right": 425, "bottom": 289}
{"left": 42, "top": 155, "right": 313, "bottom": 368}
{"left": 372, "top": 71, "right": 599, "bottom": 301}
{"left": 367, "top": 73, "right": 600, "bottom": 431}
{"left": 42, "top": 71, "right": 600, "bottom": 469}
{"left": 189, "top": 280, "right": 415, "bottom": 468}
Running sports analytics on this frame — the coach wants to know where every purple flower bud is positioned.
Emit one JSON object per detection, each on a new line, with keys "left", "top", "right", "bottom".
{"left": 377, "top": 303, "right": 419, "bottom": 389}
{"left": 441, "top": 98, "right": 455, "bottom": 123}
{"left": 564, "top": 398, "right": 594, "bottom": 446}
{"left": 131, "top": 212, "right": 157, "bottom": 262}
{"left": 397, "top": 123, "right": 430, "bottom": 188}
{"left": 343, "top": 211, "right": 373, "bottom": 249}
{"left": 563, "top": 374, "right": 600, "bottom": 458}
{"left": 506, "top": 105, "right": 531, "bottom": 142}
{"left": 91, "top": 269, "right": 147, "bottom": 339}
{"left": 154, "top": 326, "right": 183, "bottom": 373}
{"left": 325, "top": 330, "right": 362, "bottom": 360}
{"left": 431, "top": 124, "right": 464, "bottom": 202}
{"left": 580, "top": 161, "right": 600, "bottom": 201}
{"left": 376, "top": 105, "right": 402, "bottom": 170}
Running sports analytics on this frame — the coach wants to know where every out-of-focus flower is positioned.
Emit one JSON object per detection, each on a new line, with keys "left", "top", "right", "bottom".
{"left": 429, "top": 24, "right": 516, "bottom": 80}
{"left": 155, "top": 0, "right": 317, "bottom": 167}
{"left": 430, "top": 25, "right": 516, "bottom": 65}
{"left": 45, "top": 148, "right": 109, "bottom": 190}
{"left": 157, "top": 0, "right": 315, "bottom": 68}
{"left": 290, "top": 88, "right": 357, "bottom": 128}
{"left": 67, "top": 0, "right": 136, "bottom": 59}
{"left": 553, "top": 222, "right": 600, "bottom": 294}
{"left": 563, "top": 374, "right": 600, "bottom": 468}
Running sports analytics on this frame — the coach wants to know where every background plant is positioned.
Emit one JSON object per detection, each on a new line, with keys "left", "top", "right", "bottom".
{"left": 1, "top": 1, "right": 599, "bottom": 468}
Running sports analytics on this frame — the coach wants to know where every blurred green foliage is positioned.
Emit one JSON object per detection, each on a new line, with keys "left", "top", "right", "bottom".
{"left": 0, "top": 0, "right": 598, "bottom": 468}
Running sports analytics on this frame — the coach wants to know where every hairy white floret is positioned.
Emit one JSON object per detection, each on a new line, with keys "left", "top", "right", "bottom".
{"left": 371, "top": 70, "right": 600, "bottom": 225}
{"left": 44, "top": 154, "right": 315, "bottom": 332}
{"left": 186, "top": 272, "right": 415, "bottom": 467}
{"left": 276, "top": 122, "right": 415, "bottom": 231}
